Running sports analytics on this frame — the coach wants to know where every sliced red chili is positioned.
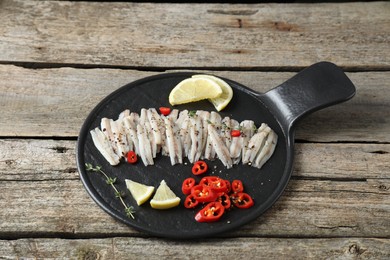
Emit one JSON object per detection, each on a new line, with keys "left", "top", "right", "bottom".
{"left": 159, "top": 107, "right": 171, "bottom": 116}
{"left": 231, "top": 192, "right": 254, "bottom": 209}
{"left": 181, "top": 177, "right": 196, "bottom": 195}
{"left": 191, "top": 184, "right": 216, "bottom": 203}
{"left": 224, "top": 179, "right": 231, "bottom": 194}
{"left": 195, "top": 201, "right": 225, "bottom": 223}
{"left": 191, "top": 160, "right": 208, "bottom": 175}
{"left": 231, "top": 130, "right": 241, "bottom": 137}
{"left": 200, "top": 176, "right": 228, "bottom": 193}
{"left": 216, "top": 193, "right": 231, "bottom": 209}
{"left": 231, "top": 180, "right": 244, "bottom": 193}
{"left": 184, "top": 194, "right": 199, "bottom": 209}
{"left": 126, "top": 151, "right": 138, "bottom": 164}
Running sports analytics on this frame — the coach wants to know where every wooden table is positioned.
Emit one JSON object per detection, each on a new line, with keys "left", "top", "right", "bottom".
{"left": 1, "top": 0, "right": 389, "bottom": 258}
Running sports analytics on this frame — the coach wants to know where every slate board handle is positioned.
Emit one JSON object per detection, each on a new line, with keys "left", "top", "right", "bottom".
{"left": 260, "top": 61, "right": 356, "bottom": 132}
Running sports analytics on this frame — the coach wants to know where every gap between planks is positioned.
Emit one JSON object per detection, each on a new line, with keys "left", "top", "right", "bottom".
{"left": 1, "top": 61, "right": 389, "bottom": 73}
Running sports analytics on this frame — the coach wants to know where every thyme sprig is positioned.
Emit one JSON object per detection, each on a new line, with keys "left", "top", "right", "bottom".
{"left": 188, "top": 110, "right": 197, "bottom": 118}
{"left": 85, "top": 163, "right": 135, "bottom": 219}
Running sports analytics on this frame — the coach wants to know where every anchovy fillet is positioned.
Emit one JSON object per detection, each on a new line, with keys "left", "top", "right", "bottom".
{"left": 253, "top": 130, "right": 278, "bottom": 169}
{"left": 90, "top": 128, "right": 120, "bottom": 165}
{"left": 136, "top": 124, "right": 154, "bottom": 166}
{"left": 208, "top": 124, "right": 233, "bottom": 169}
{"left": 91, "top": 108, "right": 277, "bottom": 169}
{"left": 242, "top": 123, "right": 270, "bottom": 164}
{"left": 164, "top": 117, "right": 183, "bottom": 165}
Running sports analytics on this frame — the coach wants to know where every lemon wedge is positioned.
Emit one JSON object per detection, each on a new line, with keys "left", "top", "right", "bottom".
{"left": 150, "top": 180, "right": 181, "bottom": 209}
{"left": 192, "top": 74, "right": 233, "bottom": 111}
{"left": 169, "top": 77, "right": 223, "bottom": 106}
{"left": 125, "top": 179, "right": 155, "bottom": 206}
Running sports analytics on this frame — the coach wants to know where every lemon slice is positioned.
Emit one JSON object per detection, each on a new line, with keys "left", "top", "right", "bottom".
{"left": 150, "top": 180, "right": 181, "bottom": 209}
{"left": 192, "top": 74, "right": 233, "bottom": 111}
{"left": 125, "top": 179, "right": 155, "bottom": 206}
{"left": 169, "top": 77, "right": 223, "bottom": 106}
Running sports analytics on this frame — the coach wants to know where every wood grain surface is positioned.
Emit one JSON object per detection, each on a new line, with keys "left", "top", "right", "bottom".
{"left": 0, "top": 237, "right": 388, "bottom": 259}
{"left": 0, "top": 0, "right": 389, "bottom": 259}
{"left": 0, "top": 1, "right": 389, "bottom": 69}
{"left": 0, "top": 65, "right": 389, "bottom": 142}
{"left": 0, "top": 139, "right": 388, "bottom": 238}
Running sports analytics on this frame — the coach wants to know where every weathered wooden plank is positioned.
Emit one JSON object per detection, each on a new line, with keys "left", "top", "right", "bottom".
{"left": 0, "top": 65, "right": 389, "bottom": 142}
{"left": 1, "top": 140, "right": 389, "bottom": 181}
{"left": 0, "top": 1, "right": 389, "bottom": 69}
{"left": 0, "top": 237, "right": 388, "bottom": 259}
{"left": 0, "top": 65, "right": 156, "bottom": 137}
{"left": 0, "top": 177, "right": 388, "bottom": 238}
{"left": 0, "top": 0, "right": 387, "bottom": 255}
{"left": 0, "top": 139, "right": 78, "bottom": 181}
{"left": 293, "top": 143, "right": 390, "bottom": 180}
{"left": 296, "top": 71, "right": 390, "bottom": 142}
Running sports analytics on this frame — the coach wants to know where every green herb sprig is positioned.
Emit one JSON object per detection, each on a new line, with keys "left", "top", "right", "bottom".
{"left": 188, "top": 110, "right": 197, "bottom": 118}
{"left": 85, "top": 163, "right": 135, "bottom": 219}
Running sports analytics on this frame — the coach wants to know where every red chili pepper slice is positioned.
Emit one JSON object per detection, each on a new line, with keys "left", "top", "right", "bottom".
{"left": 195, "top": 201, "right": 225, "bottom": 223}
{"left": 191, "top": 160, "right": 208, "bottom": 175}
{"left": 231, "top": 192, "right": 254, "bottom": 209}
{"left": 216, "top": 193, "right": 231, "bottom": 209}
{"left": 231, "top": 180, "right": 244, "bottom": 193}
{"left": 182, "top": 177, "right": 196, "bottom": 195}
{"left": 191, "top": 184, "right": 216, "bottom": 203}
{"left": 224, "top": 179, "right": 231, "bottom": 194}
{"left": 231, "top": 130, "right": 241, "bottom": 137}
{"left": 126, "top": 151, "right": 138, "bottom": 164}
{"left": 159, "top": 107, "right": 171, "bottom": 116}
{"left": 184, "top": 194, "right": 199, "bottom": 209}
{"left": 200, "top": 176, "right": 228, "bottom": 193}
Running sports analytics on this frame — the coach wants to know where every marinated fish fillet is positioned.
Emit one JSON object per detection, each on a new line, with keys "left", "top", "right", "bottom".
{"left": 90, "top": 108, "right": 277, "bottom": 169}
{"left": 137, "top": 124, "right": 154, "bottom": 166}
{"left": 240, "top": 120, "right": 255, "bottom": 164}
{"left": 208, "top": 124, "right": 233, "bottom": 169}
{"left": 90, "top": 128, "right": 120, "bottom": 166}
{"left": 253, "top": 130, "right": 278, "bottom": 169}
{"left": 147, "top": 108, "right": 163, "bottom": 146}
{"left": 229, "top": 119, "right": 242, "bottom": 164}
{"left": 164, "top": 117, "right": 183, "bottom": 165}
{"left": 242, "top": 123, "right": 270, "bottom": 164}
{"left": 204, "top": 112, "right": 221, "bottom": 160}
